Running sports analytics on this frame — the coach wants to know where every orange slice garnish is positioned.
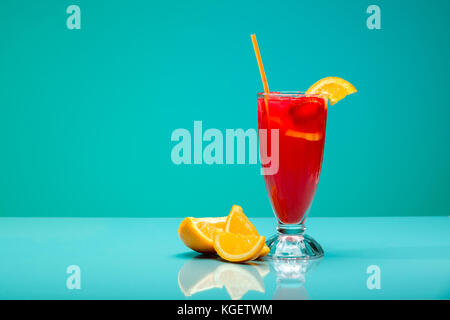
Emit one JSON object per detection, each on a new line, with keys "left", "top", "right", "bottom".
{"left": 285, "top": 130, "right": 323, "bottom": 141}
{"left": 306, "top": 77, "right": 357, "bottom": 105}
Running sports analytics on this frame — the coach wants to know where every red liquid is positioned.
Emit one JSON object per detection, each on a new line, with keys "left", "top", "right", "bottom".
{"left": 258, "top": 94, "right": 327, "bottom": 224}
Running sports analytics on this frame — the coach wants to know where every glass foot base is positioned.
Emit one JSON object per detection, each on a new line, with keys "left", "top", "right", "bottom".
{"left": 266, "top": 226, "right": 324, "bottom": 259}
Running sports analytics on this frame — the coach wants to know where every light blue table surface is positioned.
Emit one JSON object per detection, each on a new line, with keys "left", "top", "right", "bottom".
{"left": 0, "top": 217, "right": 449, "bottom": 300}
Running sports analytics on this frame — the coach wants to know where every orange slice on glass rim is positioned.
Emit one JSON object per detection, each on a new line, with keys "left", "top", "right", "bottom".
{"left": 306, "top": 77, "right": 357, "bottom": 105}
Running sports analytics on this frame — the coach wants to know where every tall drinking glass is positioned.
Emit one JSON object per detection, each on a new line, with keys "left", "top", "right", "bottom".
{"left": 257, "top": 92, "right": 326, "bottom": 259}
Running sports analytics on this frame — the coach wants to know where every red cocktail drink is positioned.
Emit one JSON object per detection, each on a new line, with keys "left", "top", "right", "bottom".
{"left": 258, "top": 93, "right": 327, "bottom": 224}
{"left": 258, "top": 92, "right": 326, "bottom": 259}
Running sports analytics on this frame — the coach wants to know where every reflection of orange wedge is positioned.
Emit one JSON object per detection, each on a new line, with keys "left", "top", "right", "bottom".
{"left": 214, "top": 263, "right": 265, "bottom": 300}
{"left": 178, "top": 217, "right": 227, "bottom": 254}
{"left": 177, "top": 258, "right": 223, "bottom": 296}
{"left": 179, "top": 271, "right": 219, "bottom": 297}
{"left": 285, "top": 130, "right": 323, "bottom": 141}
{"left": 249, "top": 262, "right": 271, "bottom": 278}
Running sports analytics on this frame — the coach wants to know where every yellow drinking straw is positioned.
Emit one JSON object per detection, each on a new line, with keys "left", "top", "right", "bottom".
{"left": 251, "top": 34, "right": 270, "bottom": 95}
{"left": 251, "top": 34, "right": 270, "bottom": 115}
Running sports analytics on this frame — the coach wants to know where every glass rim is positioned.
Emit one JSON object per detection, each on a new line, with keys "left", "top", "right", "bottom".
{"left": 257, "top": 91, "right": 325, "bottom": 98}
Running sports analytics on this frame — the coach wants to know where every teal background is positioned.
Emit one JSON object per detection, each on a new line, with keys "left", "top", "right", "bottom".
{"left": 0, "top": 0, "right": 449, "bottom": 218}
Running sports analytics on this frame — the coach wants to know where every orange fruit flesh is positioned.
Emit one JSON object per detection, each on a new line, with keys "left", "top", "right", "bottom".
{"left": 225, "top": 205, "right": 269, "bottom": 259}
{"left": 306, "top": 76, "right": 357, "bottom": 105}
{"left": 179, "top": 205, "right": 269, "bottom": 261}
{"left": 214, "top": 231, "right": 265, "bottom": 263}
{"left": 225, "top": 205, "right": 259, "bottom": 236}
{"left": 196, "top": 220, "right": 225, "bottom": 239}
{"left": 258, "top": 245, "right": 270, "bottom": 258}
{"left": 178, "top": 217, "right": 226, "bottom": 254}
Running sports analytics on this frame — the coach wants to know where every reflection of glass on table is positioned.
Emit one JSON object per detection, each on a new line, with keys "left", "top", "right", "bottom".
{"left": 271, "top": 258, "right": 322, "bottom": 300}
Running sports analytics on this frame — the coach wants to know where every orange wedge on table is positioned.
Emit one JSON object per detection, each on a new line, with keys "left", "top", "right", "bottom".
{"left": 306, "top": 76, "right": 357, "bottom": 105}
{"left": 225, "top": 205, "right": 270, "bottom": 258}
{"left": 178, "top": 205, "right": 270, "bottom": 262}
{"left": 178, "top": 217, "right": 227, "bottom": 254}
{"left": 225, "top": 205, "right": 258, "bottom": 235}
{"left": 214, "top": 230, "right": 265, "bottom": 263}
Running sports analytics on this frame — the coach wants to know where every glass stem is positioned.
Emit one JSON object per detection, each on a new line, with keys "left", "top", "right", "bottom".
{"left": 277, "top": 223, "right": 305, "bottom": 236}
